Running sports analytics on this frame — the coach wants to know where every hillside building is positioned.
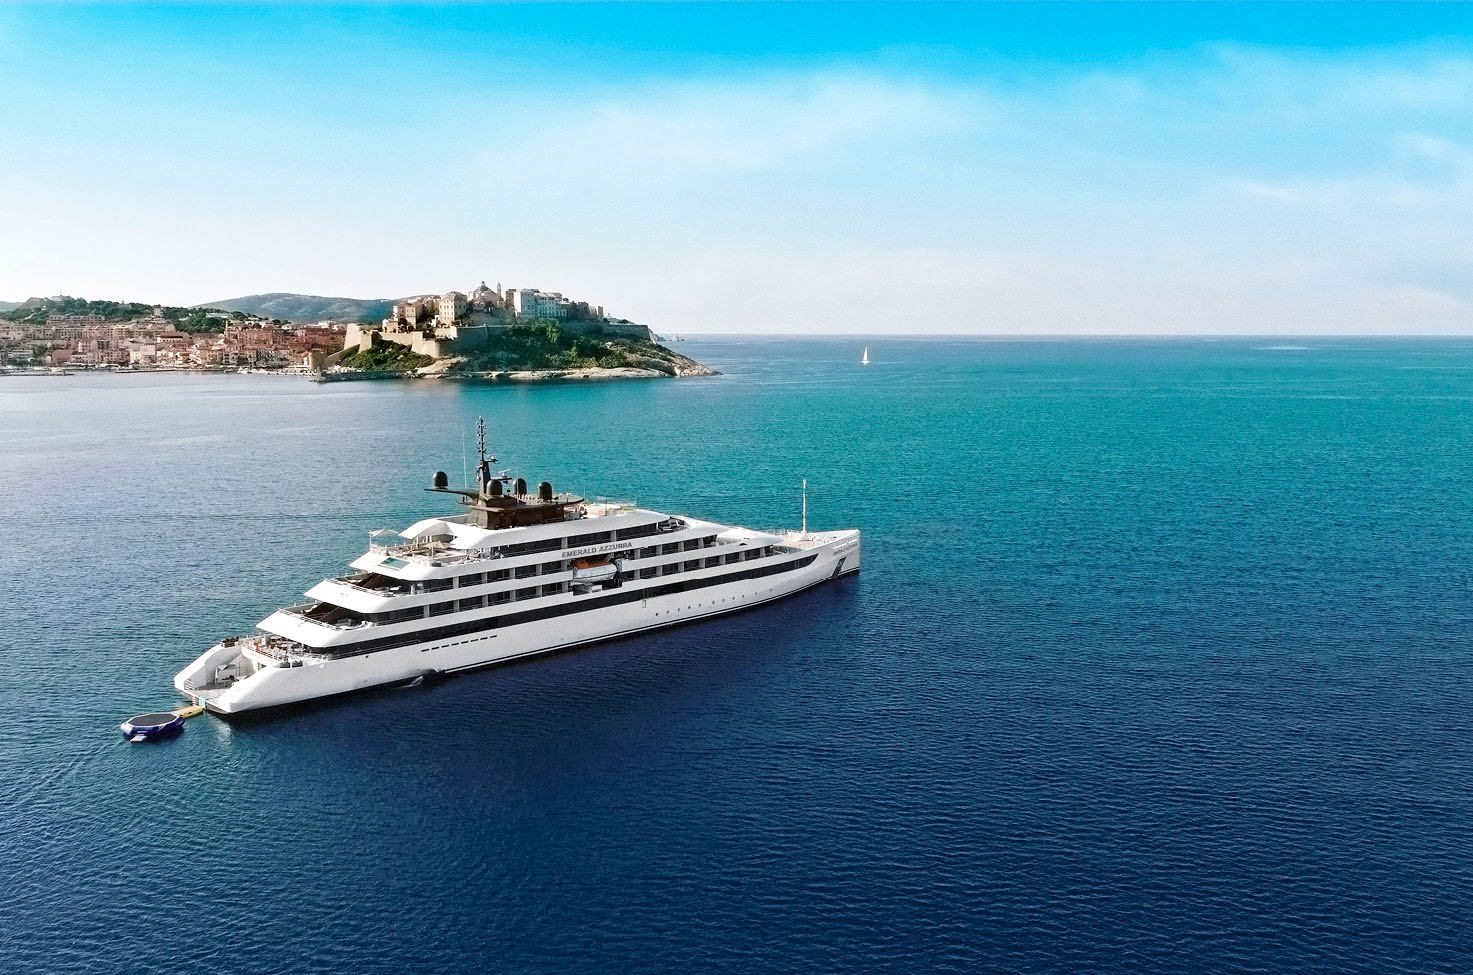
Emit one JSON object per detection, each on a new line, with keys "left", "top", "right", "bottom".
{"left": 437, "top": 291, "right": 468, "bottom": 327}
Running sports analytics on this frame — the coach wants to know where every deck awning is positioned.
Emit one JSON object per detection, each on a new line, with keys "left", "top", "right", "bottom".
{"left": 717, "top": 527, "right": 784, "bottom": 547}
{"left": 400, "top": 518, "right": 457, "bottom": 540}
{"left": 448, "top": 525, "right": 499, "bottom": 549}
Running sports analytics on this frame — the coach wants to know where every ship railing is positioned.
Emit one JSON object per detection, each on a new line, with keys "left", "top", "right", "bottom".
{"left": 368, "top": 530, "right": 503, "bottom": 565}
{"left": 369, "top": 530, "right": 453, "bottom": 556}
{"left": 585, "top": 498, "right": 638, "bottom": 516}
{"left": 281, "top": 604, "right": 378, "bottom": 631}
{"left": 333, "top": 575, "right": 413, "bottom": 596}
{"left": 237, "top": 635, "right": 330, "bottom": 666}
{"left": 368, "top": 529, "right": 409, "bottom": 553}
{"left": 417, "top": 547, "right": 493, "bottom": 566}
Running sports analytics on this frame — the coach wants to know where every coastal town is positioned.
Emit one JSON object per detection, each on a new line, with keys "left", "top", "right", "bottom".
{"left": 0, "top": 304, "right": 340, "bottom": 371}
{"left": 0, "top": 281, "right": 704, "bottom": 379}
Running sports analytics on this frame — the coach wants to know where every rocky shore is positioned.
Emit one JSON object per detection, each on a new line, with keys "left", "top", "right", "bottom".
{"left": 415, "top": 346, "right": 719, "bottom": 383}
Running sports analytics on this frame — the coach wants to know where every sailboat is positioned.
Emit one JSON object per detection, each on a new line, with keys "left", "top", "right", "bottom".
{"left": 861, "top": 347, "right": 870, "bottom": 365}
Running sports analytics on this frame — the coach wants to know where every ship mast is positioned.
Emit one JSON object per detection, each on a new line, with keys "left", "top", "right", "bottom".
{"left": 475, "top": 416, "right": 495, "bottom": 495}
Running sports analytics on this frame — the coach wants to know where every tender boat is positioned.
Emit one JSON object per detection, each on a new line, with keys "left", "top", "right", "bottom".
{"left": 120, "top": 711, "right": 185, "bottom": 742}
{"left": 571, "top": 557, "right": 619, "bottom": 587}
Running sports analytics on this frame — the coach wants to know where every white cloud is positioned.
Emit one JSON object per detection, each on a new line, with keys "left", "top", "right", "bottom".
{"left": 479, "top": 71, "right": 981, "bottom": 185}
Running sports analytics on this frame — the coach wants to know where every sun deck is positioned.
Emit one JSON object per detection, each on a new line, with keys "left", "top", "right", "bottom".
{"left": 362, "top": 502, "right": 671, "bottom": 571}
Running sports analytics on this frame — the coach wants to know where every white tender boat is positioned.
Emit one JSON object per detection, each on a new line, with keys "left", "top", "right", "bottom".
{"left": 175, "top": 422, "right": 861, "bottom": 714}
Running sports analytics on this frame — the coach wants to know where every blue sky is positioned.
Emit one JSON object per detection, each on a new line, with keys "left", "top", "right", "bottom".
{"left": 4, "top": 2, "right": 1473, "bottom": 334}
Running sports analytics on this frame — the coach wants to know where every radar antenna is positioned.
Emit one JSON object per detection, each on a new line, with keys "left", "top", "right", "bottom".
{"left": 475, "top": 416, "right": 497, "bottom": 493}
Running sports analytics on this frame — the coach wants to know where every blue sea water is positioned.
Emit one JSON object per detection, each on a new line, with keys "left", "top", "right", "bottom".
{"left": 2, "top": 337, "right": 1473, "bottom": 974}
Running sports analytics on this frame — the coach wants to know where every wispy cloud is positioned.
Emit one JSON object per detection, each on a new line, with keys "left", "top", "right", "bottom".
{"left": 479, "top": 71, "right": 982, "bottom": 184}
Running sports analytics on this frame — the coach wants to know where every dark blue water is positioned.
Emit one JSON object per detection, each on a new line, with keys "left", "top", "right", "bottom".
{"left": 3, "top": 337, "right": 1473, "bottom": 974}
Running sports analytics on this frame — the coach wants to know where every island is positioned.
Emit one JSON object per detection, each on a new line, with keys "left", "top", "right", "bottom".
{"left": 328, "top": 284, "right": 715, "bottom": 382}
{"left": 0, "top": 281, "right": 716, "bottom": 382}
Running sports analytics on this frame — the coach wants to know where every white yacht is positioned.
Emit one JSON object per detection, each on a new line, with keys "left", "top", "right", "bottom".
{"left": 175, "top": 423, "right": 861, "bottom": 714}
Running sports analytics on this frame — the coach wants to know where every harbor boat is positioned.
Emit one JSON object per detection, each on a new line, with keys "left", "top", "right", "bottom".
{"left": 861, "top": 347, "right": 869, "bottom": 365}
{"left": 174, "top": 420, "right": 861, "bottom": 715}
{"left": 120, "top": 711, "right": 185, "bottom": 742}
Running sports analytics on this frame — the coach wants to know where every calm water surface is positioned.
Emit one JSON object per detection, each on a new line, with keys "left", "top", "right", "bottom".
{"left": 2, "top": 337, "right": 1472, "bottom": 973}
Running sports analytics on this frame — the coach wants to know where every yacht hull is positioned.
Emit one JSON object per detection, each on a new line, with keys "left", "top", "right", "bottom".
{"left": 176, "top": 531, "right": 859, "bottom": 714}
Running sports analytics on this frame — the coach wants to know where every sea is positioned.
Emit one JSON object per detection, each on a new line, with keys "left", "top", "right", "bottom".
{"left": 2, "top": 337, "right": 1472, "bottom": 974}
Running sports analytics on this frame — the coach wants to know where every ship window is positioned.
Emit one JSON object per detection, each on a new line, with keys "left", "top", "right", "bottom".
{"left": 540, "top": 560, "right": 564, "bottom": 574}
{"left": 704, "top": 557, "right": 720, "bottom": 568}
{"left": 684, "top": 560, "right": 701, "bottom": 572}
{"left": 745, "top": 549, "right": 761, "bottom": 561}
{"left": 661, "top": 543, "right": 680, "bottom": 555}
{"left": 568, "top": 530, "right": 612, "bottom": 548}
{"left": 615, "top": 523, "right": 659, "bottom": 541}
{"left": 500, "top": 537, "right": 563, "bottom": 557}
{"left": 544, "top": 582, "right": 568, "bottom": 595}
{"left": 458, "top": 596, "right": 485, "bottom": 611}
{"left": 639, "top": 546, "right": 657, "bottom": 559}
{"left": 725, "top": 553, "right": 741, "bottom": 565}
{"left": 514, "top": 564, "right": 538, "bottom": 579}
{"left": 459, "top": 572, "right": 484, "bottom": 587}
{"left": 661, "top": 563, "right": 680, "bottom": 576}
{"left": 428, "top": 601, "right": 456, "bottom": 616}
{"left": 491, "top": 591, "right": 511, "bottom": 605}
{"left": 372, "top": 606, "right": 425, "bottom": 624}
{"left": 489, "top": 569, "right": 510, "bottom": 582}
{"left": 423, "top": 578, "right": 453, "bottom": 592}
{"left": 640, "top": 567, "right": 658, "bottom": 579}
{"left": 515, "top": 586, "right": 538, "bottom": 600}
{"left": 682, "top": 539, "right": 700, "bottom": 551}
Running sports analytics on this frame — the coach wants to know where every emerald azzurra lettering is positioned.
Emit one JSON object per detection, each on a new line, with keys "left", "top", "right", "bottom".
{"left": 561, "top": 540, "right": 635, "bottom": 559}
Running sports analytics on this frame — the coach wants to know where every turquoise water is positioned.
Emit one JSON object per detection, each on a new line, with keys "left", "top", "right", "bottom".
{"left": 2, "top": 337, "right": 1472, "bottom": 973}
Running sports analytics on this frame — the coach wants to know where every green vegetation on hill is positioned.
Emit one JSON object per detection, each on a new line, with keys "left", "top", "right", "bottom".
{"left": 459, "top": 321, "right": 659, "bottom": 371}
{"left": 0, "top": 296, "right": 238, "bottom": 333}
{"left": 340, "top": 343, "right": 435, "bottom": 371}
{"left": 166, "top": 308, "right": 236, "bottom": 333}
{"left": 203, "top": 292, "right": 394, "bottom": 324}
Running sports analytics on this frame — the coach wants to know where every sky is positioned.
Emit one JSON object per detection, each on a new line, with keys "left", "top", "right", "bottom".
{"left": 3, "top": 2, "right": 1473, "bottom": 335}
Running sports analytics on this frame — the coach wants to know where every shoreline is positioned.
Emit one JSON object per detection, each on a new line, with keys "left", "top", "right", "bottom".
{"left": 4, "top": 364, "right": 720, "bottom": 384}
{"left": 317, "top": 363, "right": 720, "bottom": 384}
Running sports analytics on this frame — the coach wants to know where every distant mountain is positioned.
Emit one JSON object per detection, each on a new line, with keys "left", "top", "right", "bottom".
{"left": 201, "top": 293, "right": 394, "bottom": 323}
{"left": 0, "top": 301, "right": 20, "bottom": 312}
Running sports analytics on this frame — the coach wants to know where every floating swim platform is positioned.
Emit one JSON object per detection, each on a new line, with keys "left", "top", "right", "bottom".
{"left": 119, "top": 704, "right": 203, "bottom": 741}
{"left": 120, "top": 712, "right": 185, "bottom": 742}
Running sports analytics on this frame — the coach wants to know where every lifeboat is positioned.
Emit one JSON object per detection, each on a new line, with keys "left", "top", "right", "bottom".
{"left": 571, "top": 558, "right": 618, "bottom": 584}
{"left": 120, "top": 711, "right": 186, "bottom": 742}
